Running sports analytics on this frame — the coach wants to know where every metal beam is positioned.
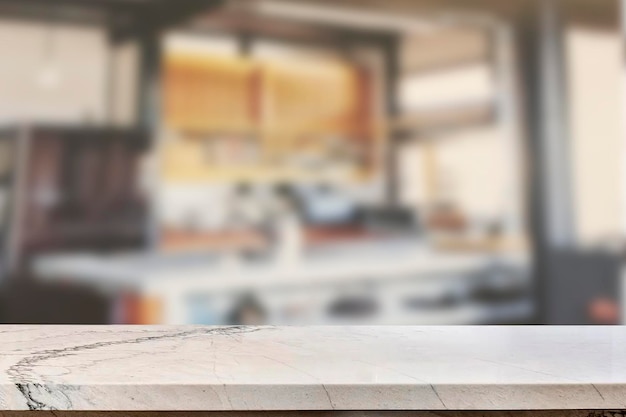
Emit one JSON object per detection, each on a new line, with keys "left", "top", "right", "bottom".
{"left": 190, "top": 7, "right": 397, "bottom": 48}
{"left": 136, "top": 33, "right": 161, "bottom": 131}
{"left": 0, "top": 0, "right": 224, "bottom": 43}
{"left": 0, "top": 0, "right": 142, "bottom": 25}
{"left": 275, "top": 0, "right": 617, "bottom": 30}
{"left": 514, "top": 0, "right": 575, "bottom": 324}
{"left": 111, "top": 0, "right": 224, "bottom": 43}
{"left": 382, "top": 35, "right": 401, "bottom": 204}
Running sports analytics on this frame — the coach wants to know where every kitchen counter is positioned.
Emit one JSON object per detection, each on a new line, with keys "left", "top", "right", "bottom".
{"left": 33, "top": 240, "right": 530, "bottom": 325}
{"left": 1, "top": 326, "right": 624, "bottom": 411}
{"left": 35, "top": 239, "right": 512, "bottom": 293}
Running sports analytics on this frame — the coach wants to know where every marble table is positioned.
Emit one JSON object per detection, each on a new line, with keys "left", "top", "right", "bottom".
{"left": 0, "top": 326, "right": 625, "bottom": 417}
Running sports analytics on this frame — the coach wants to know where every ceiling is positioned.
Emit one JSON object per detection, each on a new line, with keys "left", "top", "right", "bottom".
{"left": 0, "top": 0, "right": 224, "bottom": 41}
{"left": 0, "top": 0, "right": 617, "bottom": 45}
{"left": 246, "top": 0, "right": 620, "bottom": 30}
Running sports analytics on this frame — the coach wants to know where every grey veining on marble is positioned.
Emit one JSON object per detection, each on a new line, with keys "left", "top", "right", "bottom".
{"left": 0, "top": 326, "right": 625, "bottom": 411}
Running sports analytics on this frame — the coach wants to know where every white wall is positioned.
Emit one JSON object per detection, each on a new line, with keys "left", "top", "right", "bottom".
{"left": 566, "top": 27, "right": 623, "bottom": 245}
{"left": 398, "top": 24, "right": 625, "bottom": 244}
{"left": 110, "top": 41, "right": 139, "bottom": 126}
{"left": 399, "top": 127, "right": 508, "bottom": 223}
{"left": 0, "top": 19, "right": 108, "bottom": 124}
{"left": 398, "top": 63, "right": 493, "bottom": 111}
{"left": 398, "top": 28, "right": 509, "bottom": 225}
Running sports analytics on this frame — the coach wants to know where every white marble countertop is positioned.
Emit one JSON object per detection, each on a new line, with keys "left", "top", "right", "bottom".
{"left": 0, "top": 326, "right": 624, "bottom": 411}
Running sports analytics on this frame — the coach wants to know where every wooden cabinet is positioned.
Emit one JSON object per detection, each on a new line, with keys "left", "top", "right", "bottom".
{"left": 162, "top": 52, "right": 384, "bottom": 183}
{"left": 263, "top": 60, "right": 362, "bottom": 134}
{"left": 164, "top": 54, "right": 259, "bottom": 133}
{"left": 0, "top": 126, "right": 149, "bottom": 275}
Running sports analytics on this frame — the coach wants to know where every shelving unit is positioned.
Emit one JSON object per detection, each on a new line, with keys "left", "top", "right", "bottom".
{"left": 161, "top": 51, "right": 385, "bottom": 184}
{"left": 164, "top": 54, "right": 261, "bottom": 134}
{"left": 0, "top": 126, "right": 150, "bottom": 276}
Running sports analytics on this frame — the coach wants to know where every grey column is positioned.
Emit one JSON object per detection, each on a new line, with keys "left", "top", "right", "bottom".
{"left": 515, "top": 0, "right": 575, "bottom": 323}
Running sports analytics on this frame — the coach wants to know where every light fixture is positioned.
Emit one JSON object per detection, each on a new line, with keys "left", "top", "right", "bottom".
{"left": 36, "top": 23, "right": 63, "bottom": 90}
{"left": 252, "top": 0, "right": 436, "bottom": 33}
{"left": 249, "top": 0, "right": 497, "bottom": 34}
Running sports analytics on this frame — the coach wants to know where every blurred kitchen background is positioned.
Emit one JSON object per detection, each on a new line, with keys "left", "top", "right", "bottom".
{"left": 0, "top": 0, "right": 621, "bottom": 325}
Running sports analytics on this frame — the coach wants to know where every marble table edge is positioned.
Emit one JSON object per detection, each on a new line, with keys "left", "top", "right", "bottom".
{"left": 1, "top": 381, "right": 624, "bottom": 411}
